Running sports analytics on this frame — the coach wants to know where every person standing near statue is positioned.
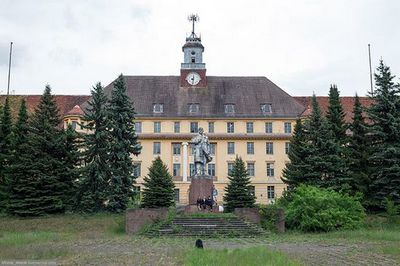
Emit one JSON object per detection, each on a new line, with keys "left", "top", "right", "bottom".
{"left": 190, "top": 127, "right": 212, "bottom": 177}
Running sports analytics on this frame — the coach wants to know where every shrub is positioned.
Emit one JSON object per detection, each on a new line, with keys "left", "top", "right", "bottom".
{"left": 384, "top": 198, "right": 399, "bottom": 223}
{"left": 284, "top": 185, "right": 366, "bottom": 232}
{"left": 258, "top": 204, "right": 279, "bottom": 231}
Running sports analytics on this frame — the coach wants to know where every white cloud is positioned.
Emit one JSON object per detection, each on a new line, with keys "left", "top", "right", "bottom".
{"left": 0, "top": 0, "right": 399, "bottom": 96}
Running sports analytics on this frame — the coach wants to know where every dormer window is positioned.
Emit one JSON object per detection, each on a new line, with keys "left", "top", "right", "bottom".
{"left": 224, "top": 104, "right": 235, "bottom": 114}
{"left": 261, "top": 103, "right": 272, "bottom": 114}
{"left": 153, "top": 103, "right": 164, "bottom": 113}
{"left": 188, "top": 103, "right": 200, "bottom": 113}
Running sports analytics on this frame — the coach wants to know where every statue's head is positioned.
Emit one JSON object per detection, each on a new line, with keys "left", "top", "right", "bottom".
{"left": 198, "top": 127, "right": 204, "bottom": 134}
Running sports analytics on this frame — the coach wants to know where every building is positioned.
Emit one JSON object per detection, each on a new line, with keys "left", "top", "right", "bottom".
{"left": 0, "top": 21, "right": 373, "bottom": 206}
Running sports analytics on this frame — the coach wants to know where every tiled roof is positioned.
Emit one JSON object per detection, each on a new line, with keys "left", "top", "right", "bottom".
{"left": 66, "top": 105, "right": 84, "bottom": 116}
{"left": 89, "top": 76, "right": 306, "bottom": 119}
{"left": 294, "top": 96, "right": 373, "bottom": 123}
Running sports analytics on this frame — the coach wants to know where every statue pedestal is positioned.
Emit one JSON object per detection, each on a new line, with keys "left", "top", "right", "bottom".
{"left": 188, "top": 175, "right": 214, "bottom": 205}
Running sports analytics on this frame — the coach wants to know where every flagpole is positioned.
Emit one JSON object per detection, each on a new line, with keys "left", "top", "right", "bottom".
{"left": 7, "top": 42, "right": 13, "bottom": 96}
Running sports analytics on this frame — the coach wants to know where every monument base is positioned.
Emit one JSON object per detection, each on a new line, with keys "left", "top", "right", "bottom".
{"left": 188, "top": 175, "right": 214, "bottom": 205}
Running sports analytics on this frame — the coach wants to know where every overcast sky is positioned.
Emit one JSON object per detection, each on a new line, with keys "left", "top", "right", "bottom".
{"left": 0, "top": 0, "right": 399, "bottom": 96}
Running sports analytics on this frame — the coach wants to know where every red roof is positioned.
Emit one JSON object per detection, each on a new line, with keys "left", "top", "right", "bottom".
{"left": 294, "top": 96, "right": 373, "bottom": 123}
{"left": 66, "top": 104, "right": 84, "bottom": 116}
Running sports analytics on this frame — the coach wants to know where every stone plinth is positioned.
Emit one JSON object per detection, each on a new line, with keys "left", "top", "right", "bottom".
{"left": 188, "top": 175, "right": 214, "bottom": 205}
{"left": 125, "top": 207, "right": 168, "bottom": 234}
{"left": 234, "top": 208, "right": 261, "bottom": 224}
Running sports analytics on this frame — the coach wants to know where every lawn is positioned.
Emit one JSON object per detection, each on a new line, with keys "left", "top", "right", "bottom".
{"left": 0, "top": 213, "right": 399, "bottom": 265}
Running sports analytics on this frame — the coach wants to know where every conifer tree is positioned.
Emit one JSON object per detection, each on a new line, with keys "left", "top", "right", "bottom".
{"left": 348, "top": 95, "right": 371, "bottom": 203}
{"left": 367, "top": 60, "right": 400, "bottom": 207}
{"left": 326, "top": 84, "right": 347, "bottom": 143}
{"left": 7, "top": 99, "right": 36, "bottom": 215}
{"left": 107, "top": 75, "right": 142, "bottom": 212}
{"left": 141, "top": 157, "right": 175, "bottom": 208}
{"left": 223, "top": 156, "right": 255, "bottom": 212}
{"left": 77, "top": 83, "right": 110, "bottom": 212}
{"left": 0, "top": 97, "right": 13, "bottom": 211}
{"left": 282, "top": 119, "right": 312, "bottom": 188}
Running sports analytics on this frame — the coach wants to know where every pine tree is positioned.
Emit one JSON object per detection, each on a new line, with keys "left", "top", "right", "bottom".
{"left": 77, "top": 83, "right": 111, "bottom": 212}
{"left": 0, "top": 97, "right": 13, "bottom": 211}
{"left": 24, "top": 85, "right": 72, "bottom": 215}
{"left": 326, "top": 84, "right": 347, "bottom": 143}
{"left": 282, "top": 119, "right": 312, "bottom": 188}
{"left": 348, "top": 95, "right": 372, "bottom": 203}
{"left": 107, "top": 75, "right": 142, "bottom": 212}
{"left": 304, "top": 95, "right": 349, "bottom": 191}
{"left": 367, "top": 60, "right": 400, "bottom": 207}
{"left": 141, "top": 157, "right": 175, "bottom": 208}
{"left": 7, "top": 99, "right": 36, "bottom": 215}
{"left": 223, "top": 156, "right": 255, "bottom": 212}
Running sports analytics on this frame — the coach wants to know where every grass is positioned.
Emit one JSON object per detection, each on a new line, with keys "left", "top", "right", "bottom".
{"left": 185, "top": 246, "right": 300, "bottom": 266}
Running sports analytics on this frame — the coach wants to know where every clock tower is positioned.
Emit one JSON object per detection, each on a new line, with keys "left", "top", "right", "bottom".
{"left": 180, "top": 14, "right": 207, "bottom": 88}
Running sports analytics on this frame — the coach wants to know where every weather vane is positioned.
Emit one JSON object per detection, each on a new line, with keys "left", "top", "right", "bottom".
{"left": 188, "top": 14, "right": 199, "bottom": 35}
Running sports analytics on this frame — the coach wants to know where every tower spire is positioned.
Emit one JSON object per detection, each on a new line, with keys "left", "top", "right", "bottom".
{"left": 188, "top": 14, "right": 199, "bottom": 38}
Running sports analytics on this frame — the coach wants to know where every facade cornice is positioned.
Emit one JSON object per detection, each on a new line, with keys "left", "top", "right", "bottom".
{"left": 137, "top": 133, "right": 292, "bottom": 140}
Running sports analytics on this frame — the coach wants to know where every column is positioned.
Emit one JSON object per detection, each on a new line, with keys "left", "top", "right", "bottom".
{"left": 182, "top": 142, "right": 188, "bottom": 182}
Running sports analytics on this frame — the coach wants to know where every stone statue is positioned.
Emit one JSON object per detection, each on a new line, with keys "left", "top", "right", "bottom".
{"left": 190, "top": 127, "right": 212, "bottom": 177}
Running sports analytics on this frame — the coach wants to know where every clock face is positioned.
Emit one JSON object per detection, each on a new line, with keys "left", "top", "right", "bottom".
{"left": 186, "top": 72, "right": 201, "bottom": 86}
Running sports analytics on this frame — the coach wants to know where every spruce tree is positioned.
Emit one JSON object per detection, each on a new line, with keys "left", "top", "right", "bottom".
{"left": 24, "top": 85, "right": 72, "bottom": 215}
{"left": 326, "top": 84, "right": 347, "bottom": 143}
{"left": 367, "top": 60, "right": 400, "bottom": 207}
{"left": 77, "top": 83, "right": 110, "bottom": 212}
{"left": 282, "top": 119, "right": 312, "bottom": 188}
{"left": 348, "top": 95, "right": 371, "bottom": 203}
{"left": 107, "top": 75, "right": 142, "bottom": 212}
{"left": 141, "top": 157, "right": 175, "bottom": 208}
{"left": 0, "top": 97, "right": 13, "bottom": 211}
{"left": 7, "top": 99, "right": 36, "bottom": 215}
{"left": 223, "top": 156, "right": 255, "bottom": 212}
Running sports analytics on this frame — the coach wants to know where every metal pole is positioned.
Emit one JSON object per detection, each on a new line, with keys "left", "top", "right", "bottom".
{"left": 368, "top": 44, "right": 373, "bottom": 96}
{"left": 7, "top": 42, "right": 13, "bottom": 96}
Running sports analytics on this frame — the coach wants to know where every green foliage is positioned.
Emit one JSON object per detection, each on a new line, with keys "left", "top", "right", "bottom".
{"left": 141, "top": 157, "right": 175, "bottom": 208}
{"left": 367, "top": 60, "right": 400, "bottom": 208}
{"left": 223, "top": 156, "right": 256, "bottom": 212}
{"left": 107, "top": 74, "right": 142, "bottom": 212}
{"left": 77, "top": 83, "right": 110, "bottom": 212}
{"left": 0, "top": 97, "right": 13, "bottom": 211}
{"left": 284, "top": 185, "right": 366, "bottom": 232}
{"left": 384, "top": 198, "right": 399, "bottom": 223}
{"left": 326, "top": 84, "right": 347, "bottom": 143}
{"left": 258, "top": 204, "right": 279, "bottom": 232}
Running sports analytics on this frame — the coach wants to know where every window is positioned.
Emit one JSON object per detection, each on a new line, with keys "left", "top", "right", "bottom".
{"left": 174, "top": 189, "right": 180, "bottom": 202}
{"left": 174, "top": 122, "right": 180, "bottom": 133}
{"left": 247, "top": 162, "right": 255, "bottom": 176}
{"left": 133, "top": 163, "right": 141, "bottom": 178}
{"left": 227, "top": 142, "right": 235, "bottom": 155}
{"left": 261, "top": 103, "right": 272, "bottom": 114}
{"left": 190, "top": 122, "right": 199, "bottom": 133}
{"left": 227, "top": 122, "right": 235, "bottom": 133}
{"left": 247, "top": 142, "right": 254, "bottom": 154}
{"left": 266, "top": 142, "right": 274, "bottom": 155}
{"left": 249, "top": 185, "right": 255, "bottom": 197}
{"left": 267, "top": 186, "right": 275, "bottom": 199}
{"left": 285, "top": 142, "right": 290, "bottom": 154}
{"left": 246, "top": 122, "right": 254, "bottom": 133}
{"left": 154, "top": 122, "right": 161, "bottom": 133}
{"left": 188, "top": 103, "right": 200, "bottom": 113}
{"left": 173, "top": 163, "right": 181, "bottom": 177}
{"left": 189, "top": 163, "right": 195, "bottom": 176}
{"left": 191, "top": 57, "right": 195, "bottom": 63}
{"left": 172, "top": 143, "right": 181, "bottom": 155}
{"left": 153, "top": 103, "right": 164, "bottom": 113}
{"left": 208, "top": 163, "right": 216, "bottom": 176}
{"left": 266, "top": 163, "right": 275, "bottom": 177}
{"left": 209, "top": 143, "right": 216, "bottom": 155}
{"left": 153, "top": 142, "right": 161, "bottom": 155}
{"left": 135, "top": 122, "right": 142, "bottom": 133}
{"left": 71, "top": 121, "right": 77, "bottom": 130}
{"left": 228, "top": 162, "right": 234, "bottom": 176}
{"left": 208, "top": 122, "right": 214, "bottom": 133}
{"left": 284, "top": 122, "right": 292, "bottom": 133}
{"left": 265, "top": 122, "right": 273, "bottom": 133}
{"left": 224, "top": 104, "right": 235, "bottom": 114}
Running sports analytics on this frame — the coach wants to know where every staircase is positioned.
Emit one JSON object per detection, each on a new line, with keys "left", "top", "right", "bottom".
{"left": 156, "top": 216, "right": 266, "bottom": 237}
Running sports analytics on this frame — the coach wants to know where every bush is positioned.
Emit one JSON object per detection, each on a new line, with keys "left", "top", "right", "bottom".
{"left": 284, "top": 185, "right": 366, "bottom": 232}
{"left": 384, "top": 198, "right": 399, "bottom": 223}
{"left": 258, "top": 204, "right": 279, "bottom": 231}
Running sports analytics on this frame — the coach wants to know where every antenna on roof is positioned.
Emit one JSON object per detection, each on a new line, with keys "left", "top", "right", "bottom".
{"left": 368, "top": 44, "right": 374, "bottom": 96}
{"left": 7, "top": 42, "right": 13, "bottom": 96}
{"left": 188, "top": 14, "right": 199, "bottom": 35}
